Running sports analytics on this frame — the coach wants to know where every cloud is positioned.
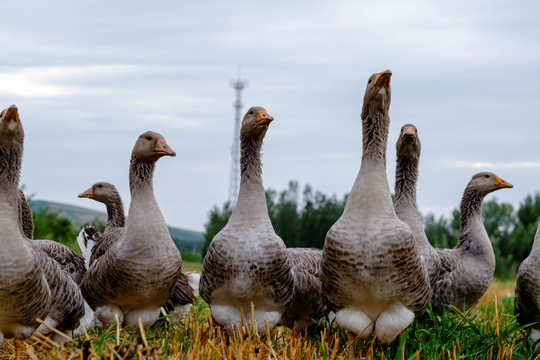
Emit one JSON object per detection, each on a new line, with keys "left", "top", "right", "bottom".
{"left": 445, "top": 160, "right": 540, "bottom": 170}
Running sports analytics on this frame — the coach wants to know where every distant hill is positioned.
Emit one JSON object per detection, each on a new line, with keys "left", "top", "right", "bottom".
{"left": 30, "top": 200, "right": 204, "bottom": 253}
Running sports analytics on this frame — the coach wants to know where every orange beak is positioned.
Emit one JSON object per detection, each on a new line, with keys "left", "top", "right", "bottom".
{"left": 374, "top": 70, "right": 392, "bottom": 89}
{"left": 2, "top": 105, "right": 19, "bottom": 124}
{"left": 78, "top": 187, "right": 94, "bottom": 198}
{"left": 494, "top": 176, "right": 513, "bottom": 189}
{"left": 401, "top": 125, "right": 416, "bottom": 137}
{"left": 155, "top": 138, "right": 176, "bottom": 157}
{"left": 256, "top": 110, "right": 274, "bottom": 126}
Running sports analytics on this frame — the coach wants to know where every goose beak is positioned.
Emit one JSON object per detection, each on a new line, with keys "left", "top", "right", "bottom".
{"left": 155, "top": 138, "right": 176, "bottom": 157}
{"left": 401, "top": 125, "right": 416, "bottom": 140}
{"left": 256, "top": 110, "right": 274, "bottom": 126}
{"left": 494, "top": 176, "right": 513, "bottom": 189}
{"left": 374, "top": 70, "right": 392, "bottom": 89}
{"left": 78, "top": 187, "right": 94, "bottom": 198}
{"left": 2, "top": 105, "right": 20, "bottom": 125}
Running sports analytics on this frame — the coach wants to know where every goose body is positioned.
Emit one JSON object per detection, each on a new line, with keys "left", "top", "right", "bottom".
{"left": 80, "top": 132, "right": 183, "bottom": 328}
{"left": 432, "top": 172, "right": 513, "bottom": 312}
{"left": 321, "top": 71, "right": 430, "bottom": 345}
{"left": 394, "top": 124, "right": 440, "bottom": 288}
{"left": 78, "top": 181, "right": 197, "bottom": 322}
{"left": 280, "top": 248, "right": 329, "bottom": 331}
{"left": 515, "top": 222, "right": 540, "bottom": 345}
{"left": 200, "top": 107, "right": 295, "bottom": 335}
{"left": 0, "top": 106, "right": 84, "bottom": 354}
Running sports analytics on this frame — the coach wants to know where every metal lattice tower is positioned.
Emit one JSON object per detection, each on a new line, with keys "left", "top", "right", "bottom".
{"left": 229, "top": 76, "right": 247, "bottom": 205}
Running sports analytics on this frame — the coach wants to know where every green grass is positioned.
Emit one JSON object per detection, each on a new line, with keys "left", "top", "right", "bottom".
{"left": 1, "top": 281, "right": 538, "bottom": 359}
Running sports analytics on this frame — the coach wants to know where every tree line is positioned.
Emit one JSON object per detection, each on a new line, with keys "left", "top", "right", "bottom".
{"left": 203, "top": 180, "right": 540, "bottom": 279}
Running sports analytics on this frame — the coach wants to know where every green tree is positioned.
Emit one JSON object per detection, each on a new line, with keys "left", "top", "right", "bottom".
{"left": 32, "top": 208, "right": 80, "bottom": 251}
{"left": 202, "top": 202, "right": 233, "bottom": 257}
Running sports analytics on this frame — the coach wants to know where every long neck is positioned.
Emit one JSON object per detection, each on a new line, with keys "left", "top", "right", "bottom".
{"left": 0, "top": 142, "right": 23, "bottom": 224}
{"left": 105, "top": 193, "right": 125, "bottom": 229}
{"left": 344, "top": 109, "right": 393, "bottom": 214}
{"left": 532, "top": 222, "right": 540, "bottom": 253}
{"left": 456, "top": 188, "right": 490, "bottom": 255}
{"left": 230, "top": 134, "right": 270, "bottom": 223}
{"left": 394, "top": 154, "right": 419, "bottom": 212}
{"left": 0, "top": 141, "right": 28, "bottom": 249}
{"left": 362, "top": 111, "right": 390, "bottom": 164}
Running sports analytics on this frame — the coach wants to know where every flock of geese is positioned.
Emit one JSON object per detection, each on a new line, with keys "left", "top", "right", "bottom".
{"left": 0, "top": 69, "right": 539, "bottom": 358}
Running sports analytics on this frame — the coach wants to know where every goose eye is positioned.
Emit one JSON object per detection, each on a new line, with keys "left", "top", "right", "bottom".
{"left": 484, "top": 174, "right": 489, "bottom": 178}
{"left": 249, "top": 110, "right": 254, "bottom": 115}
{"left": 368, "top": 79, "right": 372, "bottom": 84}
{"left": 146, "top": 136, "right": 152, "bottom": 141}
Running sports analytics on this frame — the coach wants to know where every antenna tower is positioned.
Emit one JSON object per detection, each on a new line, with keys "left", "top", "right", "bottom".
{"left": 229, "top": 74, "right": 247, "bottom": 205}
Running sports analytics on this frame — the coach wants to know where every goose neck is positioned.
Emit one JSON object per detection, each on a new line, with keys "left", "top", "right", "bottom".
{"left": 361, "top": 111, "right": 390, "bottom": 164}
{"left": 394, "top": 155, "right": 419, "bottom": 211}
{"left": 105, "top": 194, "right": 126, "bottom": 229}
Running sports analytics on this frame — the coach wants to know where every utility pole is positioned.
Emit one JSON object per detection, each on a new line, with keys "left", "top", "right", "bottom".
{"left": 229, "top": 74, "right": 247, "bottom": 205}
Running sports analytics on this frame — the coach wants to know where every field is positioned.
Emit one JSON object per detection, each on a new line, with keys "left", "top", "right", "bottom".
{"left": 0, "top": 279, "right": 537, "bottom": 360}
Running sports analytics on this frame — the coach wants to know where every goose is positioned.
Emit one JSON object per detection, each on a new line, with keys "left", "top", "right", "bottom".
{"left": 0, "top": 105, "right": 84, "bottom": 357}
{"left": 17, "top": 188, "right": 86, "bottom": 285}
{"left": 17, "top": 189, "right": 34, "bottom": 239}
{"left": 515, "top": 222, "right": 540, "bottom": 348}
{"left": 80, "top": 131, "right": 183, "bottom": 329}
{"left": 279, "top": 248, "right": 329, "bottom": 331}
{"left": 200, "top": 106, "right": 296, "bottom": 335}
{"left": 431, "top": 172, "right": 513, "bottom": 312}
{"left": 320, "top": 71, "right": 430, "bottom": 354}
{"left": 78, "top": 181, "right": 198, "bottom": 322}
{"left": 394, "top": 124, "right": 440, "bottom": 287}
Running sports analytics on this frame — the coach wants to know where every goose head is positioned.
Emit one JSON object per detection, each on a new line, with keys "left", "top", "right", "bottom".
{"left": 396, "top": 124, "right": 420, "bottom": 159}
{"left": 240, "top": 106, "right": 274, "bottom": 139}
{"left": 467, "top": 172, "right": 513, "bottom": 196}
{"left": 362, "top": 70, "right": 392, "bottom": 116}
{"left": 131, "top": 131, "right": 176, "bottom": 163}
{"left": 78, "top": 182, "right": 118, "bottom": 203}
{"left": 0, "top": 105, "right": 24, "bottom": 144}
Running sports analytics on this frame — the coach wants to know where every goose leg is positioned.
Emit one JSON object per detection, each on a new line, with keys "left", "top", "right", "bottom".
{"left": 14, "top": 339, "right": 25, "bottom": 360}
{"left": 347, "top": 331, "right": 357, "bottom": 360}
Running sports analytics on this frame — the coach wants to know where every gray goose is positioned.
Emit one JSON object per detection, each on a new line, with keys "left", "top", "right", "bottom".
{"left": 200, "top": 106, "right": 295, "bottom": 335}
{"left": 78, "top": 181, "right": 197, "bottom": 322}
{"left": 0, "top": 105, "right": 84, "bottom": 357}
{"left": 394, "top": 124, "right": 440, "bottom": 288}
{"left": 17, "top": 187, "right": 86, "bottom": 286}
{"left": 432, "top": 172, "right": 513, "bottom": 312}
{"left": 80, "top": 131, "right": 183, "bottom": 328}
{"left": 321, "top": 71, "right": 430, "bottom": 351}
{"left": 279, "top": 248, "right": 329, "bottom": 331}
{"left": 515, "top": 222, "right": 540, "bottom": 347}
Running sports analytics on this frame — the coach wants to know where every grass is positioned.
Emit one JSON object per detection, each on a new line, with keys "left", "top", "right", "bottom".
{"left": 1, "top": 279, "right": 538, "bottom": 359}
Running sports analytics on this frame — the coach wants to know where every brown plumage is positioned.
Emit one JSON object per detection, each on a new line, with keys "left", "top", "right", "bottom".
{"left": 515, "top": 222, "right": 540, "bottom": 346}
{"left": 78, "top": 182, "right": 197, "bottom": 321}
{"left": 17, "top": 189, "right": 86, "bottom": 285}
{"left": 321, "top": 71, "right": 430, "bottom": 348}
{"left": 394, "top": 124, "right": 440, "bottom": 288}
{"left": 0, "top": 105, "right": 84, "bottom": 355}
{"left": 80, "top": 131, "right": 183, "bottom": 328}
{"left": 432, "top": 172, "right": 513, "bottom": 312}
{"left": 280, "top": 248, "right": 329, "bottom": 331}
{"left": 200, "top": 107, "right": 295, "bottom": 335}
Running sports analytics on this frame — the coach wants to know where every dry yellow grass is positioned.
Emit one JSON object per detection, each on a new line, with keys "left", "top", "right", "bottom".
{"left": 0, "top": 280, "right": 534, "bottom": 360}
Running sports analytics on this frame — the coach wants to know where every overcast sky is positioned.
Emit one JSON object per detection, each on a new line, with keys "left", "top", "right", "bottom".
{"left": 2, "top": 0, "right": 539, "bottom": 232}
